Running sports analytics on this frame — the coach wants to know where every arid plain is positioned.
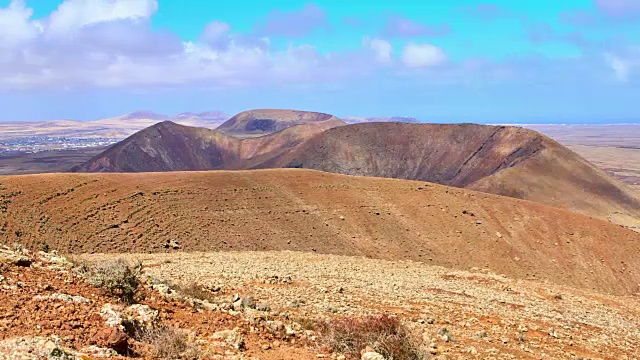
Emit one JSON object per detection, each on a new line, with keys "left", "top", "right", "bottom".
{"left": 526, "top": 124, "right": 640, "bottom": 196}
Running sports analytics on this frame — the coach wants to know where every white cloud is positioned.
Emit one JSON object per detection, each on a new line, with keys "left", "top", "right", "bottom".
{"left": 364, "top": 37, "right": 393, "bottom": 63}
{"left": 0, "top": 0, "right": 555, "bottom": 91}
{"left": 0, "top": 0, "right": 39, "bottom": 47}
{"left": 402, "top": 43, "right": 446, "bottom": 68}
{"left": 47, "top": 0, "right": 158, "bottom": 34}
{"left": 605, "top": 53, "right": 633, "bottom": 82}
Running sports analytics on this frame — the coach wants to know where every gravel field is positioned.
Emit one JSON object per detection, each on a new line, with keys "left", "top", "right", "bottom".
{"left": 81, "top": 251, "right": 640, "bottom": 359}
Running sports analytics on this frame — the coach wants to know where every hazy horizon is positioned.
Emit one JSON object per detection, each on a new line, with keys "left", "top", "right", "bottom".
{"left": 1, "top": 109, "right": 639, "bottom": 125}
{"left": 1, "top": 0, "right": 640, "bottom": 123}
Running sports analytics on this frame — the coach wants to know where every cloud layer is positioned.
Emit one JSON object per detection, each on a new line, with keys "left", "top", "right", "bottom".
{"left": 0, "top": 0, "right": 636, "bottom": 93}
{"left": 0, "top": 0, "right": 458, "bottom": 90}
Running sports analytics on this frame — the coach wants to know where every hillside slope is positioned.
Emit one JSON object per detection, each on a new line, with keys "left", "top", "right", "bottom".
{"left": 74, "top": 121, "right": 336, "bottom": 172}
{"left": 1, "top": 169, "right": 640, "bottom": 295}
{"left": 75, "top": 121, "right": 640, "bottom": 226}
{"left": 267, "top": 122, "right": 640, "bottom": 224}
{"left": 216, "top": 109, "right": 345, "bottom": 137}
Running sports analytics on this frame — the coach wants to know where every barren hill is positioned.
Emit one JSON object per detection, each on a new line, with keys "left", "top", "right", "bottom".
{"left": 2, "top": 169, "right": 640, "bottom": 295}
{"left": 268, "top": 122, "right": 640, "bottom": 224}
{"left": 75, "top": 121, "right": 640, "bottom": 227}
{"left": 216, "top": 109, "right": 345, "bottom": 137}
{"left": 74, "top": 120, "right": 336, "bottom": 172}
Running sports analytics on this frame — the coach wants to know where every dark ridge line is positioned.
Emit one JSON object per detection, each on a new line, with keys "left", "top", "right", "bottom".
{"left": 448, "top": 126, "right": 505, "bottom": 186}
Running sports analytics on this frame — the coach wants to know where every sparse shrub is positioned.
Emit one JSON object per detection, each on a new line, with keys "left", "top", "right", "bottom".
{"left": 40, "top": 242, "right": 50, "bottom": 253}
{"left": 142, "top": 327, "right": 201, "bottom": 360}
{"left": 294, "top": 316, "right": 319, "bottom": 331}
{"left": 317, "top": 315, "right": 427, "bottom": 360}
{"left": 79, "top": 258, "right": 142, "bottom": 304}
{"left": 174, "top": 282, "right": 217, "bottom": 303}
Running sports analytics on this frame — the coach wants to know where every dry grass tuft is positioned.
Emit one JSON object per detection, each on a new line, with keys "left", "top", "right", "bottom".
{"left": 318, "top": 314, "right": 427, "bottom": 359}
{"left": 142, "top": 327, "right": 201, "bottom": 360}
{"left": 173, "top": 282, "right": 217, "bottom": 303}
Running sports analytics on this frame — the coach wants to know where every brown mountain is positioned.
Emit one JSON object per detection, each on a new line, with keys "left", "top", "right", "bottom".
{"left": 267, "top": 122, "right": 640, "bottom": 223}
{"left": 75, "top": 119, "right": 640, "bottom": 226}
{"left": 216, "top": 109, "right": 345, "bottom": 137}
{"left": 74, "top": 119, "right": 339, "bottom": 172}
{"left": 2, "top": 169, "right": 640, "bottom": 295}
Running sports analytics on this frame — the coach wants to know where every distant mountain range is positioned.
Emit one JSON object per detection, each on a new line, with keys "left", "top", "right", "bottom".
{"left": 0, "top": 111, "right": 422, "bottom": 143}
{"left": 342, "top": 116, "right": 421, "bottom": 124}
{"left": 117, "top": 111, "right": 229, "bottom": 123}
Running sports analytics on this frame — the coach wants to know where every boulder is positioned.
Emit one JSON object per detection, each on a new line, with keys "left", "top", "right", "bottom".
{"left": 95, "top": 327, "right": 128, "bottom": 354}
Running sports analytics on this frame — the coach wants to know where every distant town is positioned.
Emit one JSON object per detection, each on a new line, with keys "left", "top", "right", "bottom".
{"left": 0, "top": 136, "right": 119, "bottom": 154}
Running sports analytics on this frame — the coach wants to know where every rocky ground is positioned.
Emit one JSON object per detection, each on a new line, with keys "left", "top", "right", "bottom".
{"left": 0, "top": 246, "right": 321, "bottom": 359}
{"left": 2, "top": 244, "right": 639, "bottom": 359}
{"left": 81, "top": 251, "right": 640, "bottom": 360}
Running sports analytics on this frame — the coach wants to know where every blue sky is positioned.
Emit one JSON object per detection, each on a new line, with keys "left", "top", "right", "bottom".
{"left": 0, "top": 0, "right": 639, "bottom": 123}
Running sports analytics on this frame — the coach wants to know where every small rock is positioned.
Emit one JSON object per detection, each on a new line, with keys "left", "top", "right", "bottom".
{"left": 256, "top": 302, "right": 271, "bottom": 312}
{"left": 361, "top": 346, "right": 385, "bottom": 360}
{"left": 213, "top": 328, "right": 245, "bottom": 351}
{"left": 438, "top": 327, "right": 454, "bottom": 342}
{"left": 241, "top": 296, "right": 256, "bottom": 309}
{"left": 266, "top": 320, "right": 285, "bottom": 335}
{"left": 474, "top": 330, "right": 488, "bottom": 339}
{"left": 100, "top": 303, "right": 124, "bottom": 328}
{"left": 95, "top": 327, "right": 128, "bottom": 354}
{"left": 285, "top": 324, "right": 296, "bottom": 336}
{"left": 14, "top": 257, "right": 32, "bottom": 267}
{"left": 122, "top": 304, "right": 159, "bottom": 334}
{"left": 205, "top": 284, "right": 222, "bottom": 292}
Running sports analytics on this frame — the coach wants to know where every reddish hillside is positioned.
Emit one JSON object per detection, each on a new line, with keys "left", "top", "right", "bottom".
{"left": 75, "top": 121, "right": 640, "bottom": 226}
{"left": 216, "top": 109, "right": 345, "bottom": 137}
{"left": 1, "top": 169, "right": 640, "bottom": 295}
{"left": 74, "top": 120, "right": 336, "bottom": 172}
{"left": 268, "top": 122, "right": 640, "bottom": 224}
